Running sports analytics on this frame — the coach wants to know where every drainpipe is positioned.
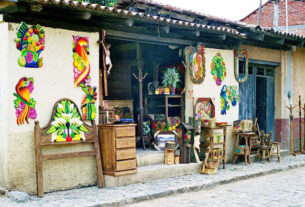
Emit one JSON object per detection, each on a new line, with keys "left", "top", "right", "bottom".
{"left": 258, "top": 0, "right": 263, "bottom": 26}
{"left": 285, "top": 0, "right": 289, "bottom": 33}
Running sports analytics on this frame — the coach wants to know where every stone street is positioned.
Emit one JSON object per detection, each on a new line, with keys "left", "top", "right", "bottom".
{"left": 129, "top": 166, "right": 305, "bottom": 207}
{"left": 1, "top": 154, "right": 305, "bottom": 207}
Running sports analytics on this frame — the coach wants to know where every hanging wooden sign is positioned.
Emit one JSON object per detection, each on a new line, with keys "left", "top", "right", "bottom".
{"left": 234, "top": 49, "right": 249, "bottom": 83}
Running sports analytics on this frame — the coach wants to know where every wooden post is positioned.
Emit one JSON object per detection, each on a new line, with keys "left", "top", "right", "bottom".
{"left": 132, "top": 43, "right": 147, "bottom": 149}
{"left": 302, "top": 104, "right": 305, "bottom": 152}
{"left": 101, "top": 30, "right": 108, "bottom": 97}
{"left": 286, "top": 104, "right": 296, "bottom": 155}
{"left": 34, "top": 121, "right": 43, "bottom": 198}
{"left": 299, "top": 96, "right": 302, "bottom": 152}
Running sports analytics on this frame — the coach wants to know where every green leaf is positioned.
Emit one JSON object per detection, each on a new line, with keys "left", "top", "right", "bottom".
{"left": 79, "top": 125, "right": 88, "bottom": 132}
{"left": 46, "top": 125, "right": 57, "bottom": 134}
{"left": 14, "top": 97, "right": 21, "bottom": 108}
{"left": 29, "top": 98, "right": 36, "bottom": 108}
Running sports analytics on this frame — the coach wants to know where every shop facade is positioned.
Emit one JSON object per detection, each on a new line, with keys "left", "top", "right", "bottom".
{"left": 0, "top": 0, "right": 305, "bottom": 195}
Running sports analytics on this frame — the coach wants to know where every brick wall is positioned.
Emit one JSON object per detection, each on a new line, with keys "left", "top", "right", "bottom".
{"left": 241, "top": 0, "right": 305, "bottom": 28}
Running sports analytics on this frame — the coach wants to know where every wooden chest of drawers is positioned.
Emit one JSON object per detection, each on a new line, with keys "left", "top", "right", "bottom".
{"left": 98, "top": 124, "right": 137, "bottom": 176}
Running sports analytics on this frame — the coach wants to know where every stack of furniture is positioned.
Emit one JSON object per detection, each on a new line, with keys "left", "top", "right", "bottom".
{"left": 201, "top": 125, "right": 228, "bottom": 169}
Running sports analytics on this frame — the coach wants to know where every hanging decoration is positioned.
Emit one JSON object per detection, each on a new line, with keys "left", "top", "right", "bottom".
{"left": 81, "top": 86, "right": 97, "bottom": 121}
{"left": 194, "top": 98, "right": 215, "bottom": 119}
{"left": 73, "top": 36, "right": 97, "bottom": 121}
{"left": 220, "top": 85, "right": 239, "bottom": 115}
{"left": 227, "top": 86, "right": 239, "bottom": 106}
{"left": 211, "top": 52, "right": 226, "bottom": 86}
{"left": 234, "top": 49, "right": 249, "bottom": 83}
{"left": 46, "top": 99, "right": 88, "bottom": 142}
{"left": 16, "top": 22, "right": 45, "bottom": 68}
{"left": 184, "top": 43, "right": 205, "bottom": 84}
{"left": 13, "top": 77, "right": 37, "bottom": 125}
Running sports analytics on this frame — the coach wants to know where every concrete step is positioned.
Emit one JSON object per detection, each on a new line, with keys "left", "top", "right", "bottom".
{"left": 104, "top": 149, "right": 290, "bottom": 188}
{"left": 104, "top": 163, "right": 201, "bottom": 187}
{"left": 136, "top": 149, "right": 164, "bottom": 167}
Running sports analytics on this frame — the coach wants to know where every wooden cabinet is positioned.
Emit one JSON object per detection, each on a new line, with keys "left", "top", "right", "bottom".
{"left": 98, "top": 124, "right": 137, "bottom": 176}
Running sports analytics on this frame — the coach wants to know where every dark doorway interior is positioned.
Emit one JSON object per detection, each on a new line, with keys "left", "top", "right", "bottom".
{"left": 256, "top": 76, "right": 267, "bottom": 132}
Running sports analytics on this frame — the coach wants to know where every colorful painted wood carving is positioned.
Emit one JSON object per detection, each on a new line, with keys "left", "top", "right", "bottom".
{"left": 211, "top": 52, "right": 226, "bottom": 86}
{"left": 13, "top": 77, "right": 37, "bottom": 125}
{"left": 220, "top": 85, "right": 239, "bottom": 115}
{"left": 220, "top": 85, "right": 229, "bottom": 115}
{"left": 184, "top": 43, "right": 205, "bottom": 84}
{"left": 81, "top": 86, "right": 97, "bottom": 121}
{"left": 194, "top": 98, "right": 215, "bottom": 119}
{"left": 234, "top": 49, "right": 249, "bottom": 83}
{"left": 73, "top": 36, "right": 97, "bottom": 121}
{"left": 73, "top": 36, "right": 90, "bottom": 87}
{"left": 227, "top": 86, "right": 239, "bottom": 106}
{"left": 46, "top": 99, "right": 88, "bottom": 142}
{"left": 16, "top": 22, "right": 45, "bottom": 68}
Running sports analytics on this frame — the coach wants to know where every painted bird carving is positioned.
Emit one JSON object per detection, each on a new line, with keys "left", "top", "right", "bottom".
{"left": 220, "top": 85, "right": 229, "bottom": 115}
{"left": 73, "top": 37, "right": 90, "bottom": 87}
{"left": 14, "top": 77, "right": 37, "bottom": 125}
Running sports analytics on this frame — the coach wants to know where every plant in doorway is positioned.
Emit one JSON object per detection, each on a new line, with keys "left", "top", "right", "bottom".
{"left": 162, "top": 67, "right": 180, "bottom": 95}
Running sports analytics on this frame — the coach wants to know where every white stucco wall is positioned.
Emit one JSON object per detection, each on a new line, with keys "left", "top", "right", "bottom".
{"left": 0, "top": 21, "right": 9, "bottom": 187}
{"left": 5, "top": 23, "right": 100, "bottom": 194}
{"left": 185, "top": 48, "right": 238, "bottom": 161}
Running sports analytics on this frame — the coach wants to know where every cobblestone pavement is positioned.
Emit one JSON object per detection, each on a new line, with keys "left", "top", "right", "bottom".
{"left": 1, "top": 155, "right": 305, "bottom": 207}
{"left": 129, "top": 166, "right": 305, "bottom": 207}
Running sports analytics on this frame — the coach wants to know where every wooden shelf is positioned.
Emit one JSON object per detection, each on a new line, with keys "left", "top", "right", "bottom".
{"left": 168, "top": 105, "right": 182, "bottom": 107}
{"left": 144, "top": 94, "right": 184, "bottom": 121}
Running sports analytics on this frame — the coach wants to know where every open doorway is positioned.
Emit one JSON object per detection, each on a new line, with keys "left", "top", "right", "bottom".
{"left": 239, "top": 64, "right": 275, "bottom": 139}
{"left": 102, "top": 39, "right": 185, "bottom": 148}
{"left": 256, "top": 76, "right": 267, "bottom": 132}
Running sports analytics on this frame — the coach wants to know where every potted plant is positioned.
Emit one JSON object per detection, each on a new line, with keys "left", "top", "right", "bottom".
{"left": 162, "top": 67, "right": 180, "bottom": 95}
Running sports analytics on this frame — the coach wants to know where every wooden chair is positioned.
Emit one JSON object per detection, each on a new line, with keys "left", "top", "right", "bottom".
{"left": 34, "top": 99, "right": 104, "bottom": 197}
{"left": 256, "top": 130, "right": 272, "bottom": 163}
{"left": 249, "top": 118, "right": 261, "bottom": 153}
{"left": 270, "top": 140, "right": 281, "bottom": 163}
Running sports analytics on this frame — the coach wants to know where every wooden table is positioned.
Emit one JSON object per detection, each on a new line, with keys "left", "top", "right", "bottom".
{"left": 201, "top": 125, "right": 230, "bottom": 169}
{"left": 233, "top": 132, "right": 256, "bottom": 166}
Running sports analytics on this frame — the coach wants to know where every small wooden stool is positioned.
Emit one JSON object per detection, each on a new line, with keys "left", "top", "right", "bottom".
{"left": 256, "top": 146, "right": 271, "bottom": 163}
{"left": 270, "top": 142, "right": 280, "bottom": 162}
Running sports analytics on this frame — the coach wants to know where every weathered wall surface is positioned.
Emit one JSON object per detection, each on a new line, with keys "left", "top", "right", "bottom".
{"left": 241, "top": 45, "right": 281, "bottom": 63}
{"left": 0, "top": 21, "right": 9, "bottom": 187}
{"left": 185, "top": 48, "right": 238, "bottom": 161}
{"left": 6, "top": 23, "right": 100, "bottom": 194}
{"left": 289, "top": 48, "right": 305, "bottom": 149}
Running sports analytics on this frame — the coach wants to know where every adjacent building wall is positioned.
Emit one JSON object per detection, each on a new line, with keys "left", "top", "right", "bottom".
{"left": 5, "top": 23, "right": 100, "bottom": 194}
{"left": 290, "top": 48, "right": 305, "bottom": 150}
{"left": 0, "top": 20, "right": 9, "bottom": 187}
{"left": 185, "top": 48, "right": 238, "bottom": 161}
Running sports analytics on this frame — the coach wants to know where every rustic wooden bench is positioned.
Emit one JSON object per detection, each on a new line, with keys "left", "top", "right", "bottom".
{"left": 34, "top": 98, "right": 103, "bottom": 197}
